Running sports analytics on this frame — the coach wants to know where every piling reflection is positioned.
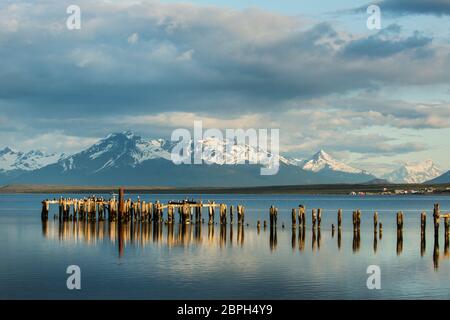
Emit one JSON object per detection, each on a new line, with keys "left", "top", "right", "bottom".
{"left": 421, "top": 230, "right": 426, "bottom": 257}
{"left": 444, "top": 233, "right": 449, "bottom": 259}
{"left": 352, "top": 230, "right": 360, "bottom": 253}
{"left": 41, "top": 218, "right": 449, "bottom": 269}
{"left": 311, "top": 227, "right": 316, "bottom": 251}
{"left": 299, "top": 226, "right": 305, "bottom": 252}
{"left": 291, "top": 228, "right": 296, "bottom": 251}
{"left": 373, "top": 231, "right": 377, "bottom": 254}
{"left": 337, "top": 228, "right": 341, "bottom": 250}
{"left": 396, "top": 230, "right": 403, "bottom": 255}
{"left": 269, "top": 227, "right": 277, "bottom": 251}
{"left": 433, "top": 235, "right": 439, "bottom": 269}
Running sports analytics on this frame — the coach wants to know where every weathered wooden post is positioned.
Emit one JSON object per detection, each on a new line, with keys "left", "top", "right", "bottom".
{"left": 208, "top": 203, "right": 214, "bottom": 225}
{"left": 291, "top": 209, "right": 297, "bottom": 227}
{"left": 269, "top": 206, "right": 277, "bottom": 228}
{"left": 167, "top": 205, "right": 174, "bottom": 224}
{"left": 337, "top": 209, "right": 342, "bottom": 229}
{"left": 118, "top": 187, "right": 125, "bottom": 224}
{"left": 433, "top": 203, "right": 440, "bottom": 238}
{"left": 298, "top": 205, "right": 305, "bottom": 227}
{"left": 41, "top": 200, "right": 49, "bottom": 221}
{"left": 356, "top": 209, "right": 361, "bottom": 230}
{"left": 312, "top": 209, "right": 317, "bottom": 228}
{"left": 220, "top": 204, "right": 227, "bottom": 225}
{"left": 58, "top": 197, "right": 63, "bottom": 221}
{"left": 445, "top": 217, "right": 449, "bottom": 236}
{"left": 379, "top": 223, "right": 383, "bottom": 239}
{"left": 396, "top": 212, "right": 403, "bottom": 256}
{"left": 421, "top": 211, "right": 426, "bottom": 236}
{"left": 331, "top": 224, "right": 335, "bottom": 237}
{"left": 183, "top": 204, "right": 191, "bottom": 224}
{"left": 396, "top": 211, "right": 404, "bottom": 231}
{"left": 317, "top": 208, "right": 322, "bottom": 228}
{"left": 229, "top": 205, "right": 234, "bottom": 224}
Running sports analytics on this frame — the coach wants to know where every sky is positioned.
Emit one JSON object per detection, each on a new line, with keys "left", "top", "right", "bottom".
{"left": 0, "top": 0, "right": 449, "bottom": 176}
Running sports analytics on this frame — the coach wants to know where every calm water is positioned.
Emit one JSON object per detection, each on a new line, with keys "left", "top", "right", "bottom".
{"left": 0, "top": 193, "right": 449, "bottom": 299}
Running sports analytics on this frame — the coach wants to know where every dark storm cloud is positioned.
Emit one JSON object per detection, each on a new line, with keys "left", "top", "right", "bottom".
{"left": 341, "top": 29, "right": 432, "bottom": 58}
{"left": 351, "top": 0, "right": 450, "bottom": 16}
{"left": 0, "top": 0, "right": 448, "bottom": 120}
{"left": 0, "top": 0, "right": 449, "bottom": 162}
{"left": 373, "top": 0, "right": 450, "bottom": 16}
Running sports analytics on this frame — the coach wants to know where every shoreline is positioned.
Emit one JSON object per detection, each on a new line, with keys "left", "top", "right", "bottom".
{"left": 1, "top": 183, "right": 449, "bottom": 195}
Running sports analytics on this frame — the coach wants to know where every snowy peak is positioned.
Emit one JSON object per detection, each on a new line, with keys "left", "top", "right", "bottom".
{"left": 0, "top": 147, "right": 65, "bottom": 172}
{"left": 60, "top": 131, "right": 173, "bottom": 172}
{"left": 383, "top": 160, "right": 443, "bottom": 183}
{"left": 301, "top": 150, "right": 364, "bottom": 174}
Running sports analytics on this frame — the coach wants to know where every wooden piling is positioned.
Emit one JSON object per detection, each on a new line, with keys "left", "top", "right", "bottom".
{"left": 118, "top": 187, "right": 124, "bottom": 223}
{"left": 298, "top": 205, "right": 305, "bottom": 227}
{"left": 312, "top": 209, "right": 317, "bottom": 228}
{"left": 41, "top": 200, "right": 49, "bottom": 221}
{"left": 317, "top": 209, "right": 322, "bottom": 228}
{"left": 433, "top": 203, "right": 440, "bottom": 237}
{"left": 421, "top": 212, "right": 426, "bottom": 236}
{"left": 269, "top": 206, "right": 277, "bottom": 228}
{"left": 291, "top": 209, "right": 297, "bottom": 227}
{"left": 396, "top": 211, "right": 404, "bottom": 231}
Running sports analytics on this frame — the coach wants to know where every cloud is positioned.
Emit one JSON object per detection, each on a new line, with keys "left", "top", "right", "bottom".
{"left": 367, "top": 0, "right": 450, "bottom": 16}
{"left": 341, "top": 29, "right": 432, "bottom": 58}
{"left": 0, "top": 0, "right": 448, "bottom": 119}
{"left": 0, "top": 0, "right": 448, "bottom": 170}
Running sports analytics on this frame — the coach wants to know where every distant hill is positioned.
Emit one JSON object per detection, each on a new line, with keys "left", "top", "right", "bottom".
{"left": 2, "top": 131, "right": 376, "bottom": 187}
{"left": 426, "top": 170, "right": 450, "bottom": 184}
{"left": 363, "top": 178, "right": 390, "bottom": 185}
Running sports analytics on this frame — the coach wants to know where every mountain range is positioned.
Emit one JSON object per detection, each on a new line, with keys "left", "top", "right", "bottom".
{"left": 0, "top": 131, "right": 448, "bottom": 186}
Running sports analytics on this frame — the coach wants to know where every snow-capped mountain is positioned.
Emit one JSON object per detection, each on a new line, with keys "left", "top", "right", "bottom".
{"left": 383, "top": 160, "right": 443, "bottom": 184}
{"left": 300, "top": 150, "right": 366, "bottom": 174}
{"left": 0, "top": 147, "right": 65, "bottom": 173}
{"left": 2, "top": 131, "right": 376, "bottom": 186}
{"left": 59, "top": 131, "right": 173, "bottom": 173}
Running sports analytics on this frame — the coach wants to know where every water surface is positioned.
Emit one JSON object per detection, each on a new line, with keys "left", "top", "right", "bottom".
{"left": 1, "top": 193, "right": 449, "bottom": 299}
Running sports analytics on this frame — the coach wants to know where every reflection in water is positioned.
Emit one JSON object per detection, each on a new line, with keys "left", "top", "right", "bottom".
{"left": 317, "top": 228, "right": 321, "bottom": 250}
{"left": 41, "top": 218, "right": 449, "bottom": 269}
{"left": 421, "top": 234, "right": 426, "bottom": 257}
{"left": 299, "top": 226, "right": 305, "bottom": 252}
{"left": 337, "top": 228, "right": 342, "bottom": 250}
{"left": 396, "top": 230, "right": 403, "bottom": 256}
{"left": 312, "top": 227, "right": 316, "bottom": 251}
{"left": 352, "top": 230, "right": 360, "bottom": 253}
{"left": 373, "top": 232, "right": 377, "bottom": 254}
{"left": 220, "top": 224, "right": 226, "bottom": 248}
{"left": 269, "top": 227, "right": 277, "bottom": 251}
{"left": 445, "top": 233, "right": 450, "bottom": 258}
{"left": 433, "top": 235, "right": 439, "bottom": 269}
{"left": 237, "top": 224, "right": 244, "bottom": 247}
{"left": 291, "top": 228, "right": 296, "bottom": 251}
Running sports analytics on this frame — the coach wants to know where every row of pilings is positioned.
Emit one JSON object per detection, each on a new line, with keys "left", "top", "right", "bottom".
{"left": 41, "top": 190, "right": 449, "bottom": 244}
